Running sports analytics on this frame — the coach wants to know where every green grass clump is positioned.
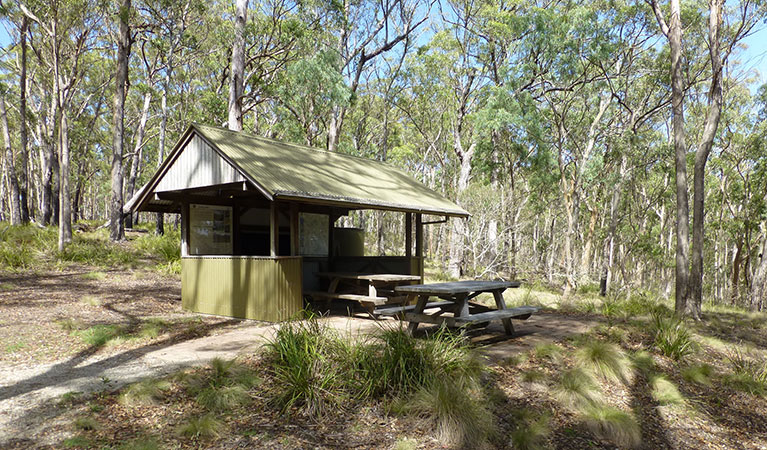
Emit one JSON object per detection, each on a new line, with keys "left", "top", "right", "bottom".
{"left": 392, "top": 437, "right": 418, "bottom": 450}
{"left": 581, "top": 404, "right": 641, "bottom": 448}
{"left": 359, "top": 325, "right": 482, "bottom": 398}
{"left": 62, "top": 435, "right": 94, "bottom": 448}
{"left": 81, "top": 271, "right": 106, "bottom": 281}
{"left": 116, "top": 436, "right": 162, "bottom": 450}
{"left": 182, "top": 358, "right": 259, "bottom": 412}
{"left": 509, "top": 409, "right": 551, "bottom": 450}
{"left": 134, "top": 230, "right": 181, "bottom": 264}
{"left": 650, "top": 375, "right": 684, "bottom": 406}
{"left": 77, "top": 324, "right": 124, "bottom": 347}
{"left": 176, "top": 413, "right": 224, "bottom": 439}
{"left": 5, "top": 340, "right": 27, "bottom": 353}
{"left": 265, "top": 319, "right": 345, "bottom": 416}
{"left": 120, "top": 379, "right": 172, "bottom": 406}
{"left": 533, "top": 343, "right": 562, "bottom": 362}
{"left": 630, "top": 350, "right": 656, "bottom": 375}
{"left": 723, "top": 348, "right": 767, "bottom": 396}
{"left": 520, "top": 369, "right": 546, "bottom": 384}
{"left": 554, "top": 367, "right": 600, "bottom": 408}
{"left": 575, "top": 340, "right": 629, "bottom": 382}
{"left": 404, "top": 377, "right": 494, "bottom": 448}
{"left": 681, "top": 363, "right": 714, "bottom": 386}
{"left": 74, "top": 416, "right": 99, "bottom": 431}
{"left": 651, "top": 313, "right": 695, "bottom": 361}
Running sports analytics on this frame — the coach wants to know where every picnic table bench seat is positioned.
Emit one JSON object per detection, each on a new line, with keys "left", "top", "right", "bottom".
{"left": 374, "top": 300, "right": 456, "bottom": 316}
{"left": 304, "top": 290, "right": 389, "bottom": 306}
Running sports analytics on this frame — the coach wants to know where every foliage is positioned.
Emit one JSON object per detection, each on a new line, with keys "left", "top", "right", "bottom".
{"left": 651, "top": 312, "right": 696, "bottom": 361}
{"left": 723, "top": 348, "right": 767, "bottom": 396}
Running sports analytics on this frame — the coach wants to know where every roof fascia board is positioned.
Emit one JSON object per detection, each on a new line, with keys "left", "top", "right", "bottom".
{"left": 273, "top": 192, "right": 470, "bottom": 218}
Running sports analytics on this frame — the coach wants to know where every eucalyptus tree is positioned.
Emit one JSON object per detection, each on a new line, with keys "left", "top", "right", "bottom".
{"left": 650, "top": 0, "right": 765, "bottom": 318}
{"left": 325, "top": 0, "right": 429, "bottom": 151}
{"left": 20, "top": 0, "right": 107, "bottom": 250}
{"left": 110, "top": 0, "right": 132, "bottom": 241}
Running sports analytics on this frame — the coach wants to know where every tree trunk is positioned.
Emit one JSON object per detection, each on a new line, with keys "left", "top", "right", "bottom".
{"left": 227, "top": 0, "right": 247, "bottom": 131}
{"left": 110, "top": 0, "right": 131, "bottom": 241}
{"left": 668, "top": 0, "right": 691, "bottom": 316}
{"left": 58, "top": 109, "right": 72, "bottom": 251}
{"left": 125, "top": 91, "right": 151, "bottom": 227}
{"left": 750, "top": 223, "right": 767, "bottom": 312}
{"left": 689, "top": 0, "right": 724, "bottom": 319}
{"left": 18, "top": 16, "right": 30, "bottom": 223}
{"left": 447, "top": 136, "right": 474, "bottom": 279}
{"left": 0, "top": 95, "right": 21, "bottom": 224}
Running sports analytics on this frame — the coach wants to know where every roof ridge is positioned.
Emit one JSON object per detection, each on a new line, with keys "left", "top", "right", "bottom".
{"left": 192, "top": 123, "right": 397, "bottom": 168}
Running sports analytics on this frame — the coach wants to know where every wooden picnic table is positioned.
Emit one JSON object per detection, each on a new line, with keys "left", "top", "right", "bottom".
{"left": 392, "top": 280, "right": 537, "bottom": 335}
{"left": 305, "top": 272, "right": 422, "bottom": 317}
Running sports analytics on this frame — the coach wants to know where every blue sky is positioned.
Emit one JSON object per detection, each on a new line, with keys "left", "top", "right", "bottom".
{"left": 0, "top": 13, "right": 765, "bottom": 92}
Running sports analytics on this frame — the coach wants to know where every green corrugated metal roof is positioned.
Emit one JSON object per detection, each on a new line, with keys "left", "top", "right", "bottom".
{"left": 190, "top": 124, "right": 468, "bottom": 217}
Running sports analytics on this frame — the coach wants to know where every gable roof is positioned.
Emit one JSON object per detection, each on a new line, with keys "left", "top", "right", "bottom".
{"left": 127, "top": 124, "right": 469, "bottom": 218}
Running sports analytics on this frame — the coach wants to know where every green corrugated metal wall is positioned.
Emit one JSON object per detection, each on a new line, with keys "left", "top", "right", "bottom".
{"left": 181, "top": 256, "right": 303, "bottom": 322}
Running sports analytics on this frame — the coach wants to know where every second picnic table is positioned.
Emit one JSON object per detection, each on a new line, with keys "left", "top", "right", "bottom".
{"left": 387, "top": 280, "right": 538, "bottom": 335}
{"left": 307, "top": 272, "right": 422, "bottom": 316}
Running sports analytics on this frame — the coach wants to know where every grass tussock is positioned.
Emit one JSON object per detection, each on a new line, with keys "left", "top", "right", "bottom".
{"left": 509, "top": 409, "right": 551, "bottom": 450}
{"left": 574, "top": 340, "right": 630, "bottom": 382}
{"left": 265, "top": 318, "right": 490, "bottom": 447}
{"left": 723, "top": 348, "right": 767, "bottom": 396}
{"left": 650, "top": 375, "right": 684, "bottom": 406}
{"left": 554, "top": 367, "right": 600, "bottom": 408}
{"left": 404, "top": 377, "right": 495, "bottom": 448}
{"left": 581, "top": 403, "right": 641, "bottom": 448}
{"left": 183, "top": 358, "right": 260, "bottom": 412}
{"left": 120, "top": 379, "right": 172, "bottom": 406}
{"left": 0, "top": 223, "right": 180, "bottom": 271}
{"left": 681, "top": 363, "right": 714, "bottom": 386}
{"left": 176, "top": 413, "right": 224, "bottom": 439}
{"left": 651, "top": 312, "right": 695, "bottom": 361}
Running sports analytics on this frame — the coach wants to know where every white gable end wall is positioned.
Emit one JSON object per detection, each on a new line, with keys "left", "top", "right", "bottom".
{"left": 156, "top": 133, "right": 245, "bottom": 192}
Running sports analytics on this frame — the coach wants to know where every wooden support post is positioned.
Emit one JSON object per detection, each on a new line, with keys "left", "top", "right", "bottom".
{"left": 405, "top": 212, "right": 412, "bottom": 258}
{"left": 290, "top": 203, "right": 299, "bottom": 256}
{"left": 270, "top": 201, "right": 279, "bottom": 257}
{"left": 415, "top": 213, "right": 423, "bottom": 281}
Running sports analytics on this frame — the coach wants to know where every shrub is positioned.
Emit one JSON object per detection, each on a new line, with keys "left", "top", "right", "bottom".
{"left": 651, "top": 312, "right": 695, "bottom": 361}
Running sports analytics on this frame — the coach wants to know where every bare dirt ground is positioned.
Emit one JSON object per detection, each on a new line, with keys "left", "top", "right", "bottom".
{"left": 0, "top": 267, "right": 593, "bottom": 448}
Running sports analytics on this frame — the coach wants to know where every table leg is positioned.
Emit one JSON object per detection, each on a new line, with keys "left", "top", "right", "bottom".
{"left": 492, "top": 289, "right": 514, "bottom": 335}
{"left": 407, "top": 294, "right": 430, "bottom": 335}
{"left": 453, "top": 293, "right": 469, "bottom": 317}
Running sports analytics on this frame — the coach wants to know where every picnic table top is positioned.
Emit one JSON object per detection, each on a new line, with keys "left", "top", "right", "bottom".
{"left": 316, "top": 272, "right": 422, "bottom": 282}
{"left": 395, "top": 280, "right": 520, "bottom": 295}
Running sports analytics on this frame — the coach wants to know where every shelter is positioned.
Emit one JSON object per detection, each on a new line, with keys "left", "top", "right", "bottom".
{"left": 126, "top": 124, "right": 468, "bottom": 321}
